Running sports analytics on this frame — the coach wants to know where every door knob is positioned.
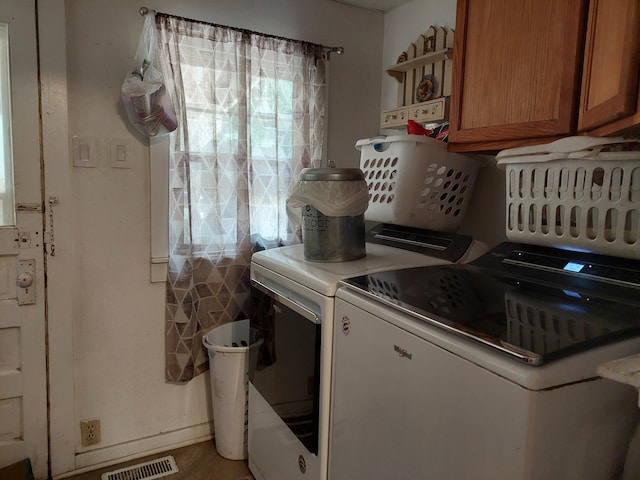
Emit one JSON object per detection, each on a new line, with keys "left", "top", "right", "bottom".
{"left": 17, "top": 259, "right": 35, "bottom": 305}
{"left": 17, "top": 271, "right": 34, "bottom": 288}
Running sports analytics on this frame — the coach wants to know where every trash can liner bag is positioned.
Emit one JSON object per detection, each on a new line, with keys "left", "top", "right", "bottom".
{"left": 287, "top": 179, "right": 369, "bottom": 217}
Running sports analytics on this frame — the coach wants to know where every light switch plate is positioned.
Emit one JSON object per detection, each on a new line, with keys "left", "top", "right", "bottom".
{"left": 110, "top": 137, "right": 135, "bottom": 169}
{"left": 72, "top": 136, "right": 98, "bottom": 168}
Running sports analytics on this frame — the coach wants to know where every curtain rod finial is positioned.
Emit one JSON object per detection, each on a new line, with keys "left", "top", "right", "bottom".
{"left": 140, "top": 6, "right": 149, "bottom": 16}
{"left": 326, "top": 46, "right": 344, "bottom": 60}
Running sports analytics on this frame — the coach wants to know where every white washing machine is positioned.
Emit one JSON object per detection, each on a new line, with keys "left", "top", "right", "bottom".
{"left": 247, "top": 224, "right": 486, "bottom": 480}
{"left": 330, "top": 241, "right": 640, "bottom": 480}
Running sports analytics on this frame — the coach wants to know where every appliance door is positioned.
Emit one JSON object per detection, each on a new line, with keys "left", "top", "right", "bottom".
{"left": 249, "top": 281, "right": 321, "bottom": 473}
{"left": 341, "top": 262, "right": 640, "bottom": 364}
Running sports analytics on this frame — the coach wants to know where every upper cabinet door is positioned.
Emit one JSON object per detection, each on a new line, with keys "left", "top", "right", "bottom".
{"left": 578, "top": 0, "right": 640, "bottom": 132}
{"left": 448, "top": 0, "right": 587, "bottom": 152}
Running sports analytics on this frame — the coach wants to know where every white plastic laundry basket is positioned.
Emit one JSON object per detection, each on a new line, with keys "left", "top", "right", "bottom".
{"left": 497, "top": 136, "right": 640, "bottom": 259}
{"left": 202, "top": 319, "right": 263, "bottom": 460}
{"left": 357, "top": 135, "right": 481, "bottom": 232}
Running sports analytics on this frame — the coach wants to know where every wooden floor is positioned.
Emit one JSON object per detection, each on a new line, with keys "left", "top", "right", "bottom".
{"left": 66, "top": 441, "right": 253, "bottom": 480}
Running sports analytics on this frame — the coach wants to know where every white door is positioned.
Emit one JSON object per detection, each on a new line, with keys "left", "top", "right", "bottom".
{"left": 0, "top": 1, "right": 48, "bottom": 478}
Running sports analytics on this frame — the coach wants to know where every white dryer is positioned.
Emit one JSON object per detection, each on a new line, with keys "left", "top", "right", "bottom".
{"left": 248, "top": 225, "right": 485, "bottom": 480}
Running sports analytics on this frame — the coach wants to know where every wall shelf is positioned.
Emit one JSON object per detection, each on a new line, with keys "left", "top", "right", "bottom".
{"left": 386, "top": 48, "right": 453, "bottom": 81}
{"left": 381, "top": 26, "right": 454, "bottom": 130}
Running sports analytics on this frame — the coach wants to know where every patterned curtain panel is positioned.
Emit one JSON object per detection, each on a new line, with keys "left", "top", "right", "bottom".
{"left": 156, "top": 14, "right": 327, "bottom": 383}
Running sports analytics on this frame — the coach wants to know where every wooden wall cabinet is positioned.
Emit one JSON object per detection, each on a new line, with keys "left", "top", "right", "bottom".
{"left": 448, "top": 0, "right": 640, "bottom": 153}
{"left": 579, "top": 0, "right": 640, "bottom": 136}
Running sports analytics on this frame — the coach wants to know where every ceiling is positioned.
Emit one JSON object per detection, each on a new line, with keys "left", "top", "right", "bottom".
{"left": 331, "top": 0, "right": 414, "bottom": 13}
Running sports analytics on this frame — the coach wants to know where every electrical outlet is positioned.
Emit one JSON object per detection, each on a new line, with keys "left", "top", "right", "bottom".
{"left": 80, "top": 419, "right": 101, "bottom": 446}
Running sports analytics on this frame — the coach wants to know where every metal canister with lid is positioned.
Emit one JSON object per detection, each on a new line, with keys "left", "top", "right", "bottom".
{"left": 298, "top": 168, "right": 368, "bottom": 262}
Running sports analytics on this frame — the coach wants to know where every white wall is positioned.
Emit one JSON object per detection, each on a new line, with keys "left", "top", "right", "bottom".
{"left": 47, "top": 0, "right": 383, "bottom": 476}
{"left": 381, "top": 0, "right": 507, "bottom": 249}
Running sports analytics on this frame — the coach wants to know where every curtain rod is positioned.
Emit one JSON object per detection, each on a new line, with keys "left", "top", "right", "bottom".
{"left": 138, "top": 6, "right": 345, "bottom": 58}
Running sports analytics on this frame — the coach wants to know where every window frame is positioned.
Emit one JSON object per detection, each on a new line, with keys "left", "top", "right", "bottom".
{"left": 0, "top": 23, "right": 15, "bottom": 227}
{"left": 150, "top": 136, "right": 169, "bottom": 282}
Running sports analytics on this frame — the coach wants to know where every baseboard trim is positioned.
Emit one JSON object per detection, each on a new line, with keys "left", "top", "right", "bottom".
{"left": 54, "top": 422, "right": 214, "bottom": 479}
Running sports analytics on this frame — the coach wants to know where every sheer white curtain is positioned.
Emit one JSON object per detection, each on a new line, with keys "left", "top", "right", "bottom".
{"left": 156, "top": 13, "right": 327, "bottom": 383}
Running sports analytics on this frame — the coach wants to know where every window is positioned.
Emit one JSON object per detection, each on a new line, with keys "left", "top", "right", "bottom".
{"left": 0, "top": 24, "right": 14, "bottom": 226}
{"left": 153, "top": 14, "right": 328, "bottom": 382}
{"left": 156, "top": 16, "right": 327, "bottom": 258}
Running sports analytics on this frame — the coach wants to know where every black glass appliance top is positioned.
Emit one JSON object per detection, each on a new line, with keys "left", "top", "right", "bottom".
{"left": 340, "top": 242, "right": 640, "bottom": 365}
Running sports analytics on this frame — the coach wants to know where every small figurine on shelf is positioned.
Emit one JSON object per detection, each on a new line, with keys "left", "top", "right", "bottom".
{"left": 416, "top": 74, "right": 437, "bottom": 103}
{"left": 396, "top": 51, "right": 408, "bottom": 63}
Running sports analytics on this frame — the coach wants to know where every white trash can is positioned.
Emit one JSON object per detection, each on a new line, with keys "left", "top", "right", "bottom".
{"left": 202, "top": 319, "right": 263, "bottom": 460}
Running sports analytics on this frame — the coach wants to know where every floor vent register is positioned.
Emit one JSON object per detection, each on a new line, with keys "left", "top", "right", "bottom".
{"left": 101, "top": 455, "right": 179, "bottom": 480}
